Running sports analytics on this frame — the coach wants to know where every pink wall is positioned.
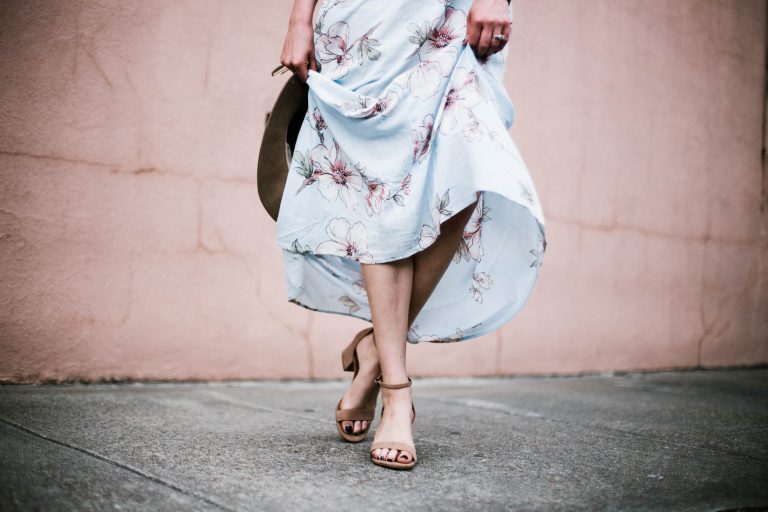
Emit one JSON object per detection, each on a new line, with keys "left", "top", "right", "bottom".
{"left": 1, "top": 1, "right": 766, "bottom": 383}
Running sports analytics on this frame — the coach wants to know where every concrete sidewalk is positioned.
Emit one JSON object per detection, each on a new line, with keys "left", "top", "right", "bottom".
{"left": 1, "top": 370, "right": 767, "bottom": 511}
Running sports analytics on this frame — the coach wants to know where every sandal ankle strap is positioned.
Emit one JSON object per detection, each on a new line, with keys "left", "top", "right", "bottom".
{"left": 375, "top": 375, "right": 412, "bottom": 389}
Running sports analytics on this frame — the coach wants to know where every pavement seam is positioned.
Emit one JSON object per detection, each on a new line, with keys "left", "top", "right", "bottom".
{"left": 0, "top": 416, "right": 237, "bottom": 512}
{"left": 422, "top": 396, "right": 768, "bottom": 463}
{"left": 199, "top": 390, "right": 449, "bottom": 447}
{"left": 200, "top": 390, "right": 330, "bottom": 425}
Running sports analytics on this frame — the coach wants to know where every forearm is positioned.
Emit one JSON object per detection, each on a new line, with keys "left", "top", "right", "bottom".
{"left": 289, "top": 0, "right": 317, "bottom": 26}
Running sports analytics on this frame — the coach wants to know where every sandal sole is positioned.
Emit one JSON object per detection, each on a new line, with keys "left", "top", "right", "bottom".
{"left": 370, "top": 457, "right": 416, "bottom": 470}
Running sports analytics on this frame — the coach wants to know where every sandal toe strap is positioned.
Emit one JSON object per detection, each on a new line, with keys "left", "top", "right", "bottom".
{"left": 370, "top": 441, "right": 417, "bottom": 461}
{"left": 336, "top": 407, "right": 375, "bottom": 422}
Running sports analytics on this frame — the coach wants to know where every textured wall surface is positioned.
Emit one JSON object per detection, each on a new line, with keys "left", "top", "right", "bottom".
{"left": 1, "top": 0, "right": 766, "bottom": 383}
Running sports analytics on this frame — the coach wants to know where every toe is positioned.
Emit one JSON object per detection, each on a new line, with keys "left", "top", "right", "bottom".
{"left": 361, "top": 420, "right": 369, "bottom": 431}
{"left": 386, "top": 449, "right": 398, "bottom": 462}
{"left": 353, "top": 420, "right": 362, "bottom": 434}
{"left": 397, "top": 450, "right": 413, "bottom": 464}
{"left": 342, "top": 420, "right": 353, "bottom": 434}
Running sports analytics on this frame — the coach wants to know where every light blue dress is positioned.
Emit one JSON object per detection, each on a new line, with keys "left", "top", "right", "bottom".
{"left": 275, "top": 0, "right": 547, "bottom": 343}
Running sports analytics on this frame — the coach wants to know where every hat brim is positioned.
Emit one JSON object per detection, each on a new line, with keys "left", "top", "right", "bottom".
{"left": 257, "top": 74, "right": 309, "bottom": 222}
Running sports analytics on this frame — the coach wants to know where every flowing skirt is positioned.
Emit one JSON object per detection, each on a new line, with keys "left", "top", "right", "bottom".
{"left": 275, "top": 0, "right": 547, "bottom": 343}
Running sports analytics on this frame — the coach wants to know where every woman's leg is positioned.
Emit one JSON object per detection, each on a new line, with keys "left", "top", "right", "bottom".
{"left": 339, "top": 195, "right": 480, "bottom": 438}
{"left": 364, "top": 196, "right": 480, "bottom": 463}
{"left": 360, "top": 255, "right": 414, "bottom": 462}
{"left": 408, "top": 193, "right": 481, "bottom": 325}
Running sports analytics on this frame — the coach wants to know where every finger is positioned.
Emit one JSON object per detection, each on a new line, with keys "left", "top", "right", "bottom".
{"left": 280, "top": 54, "right": 292, "bottom": 72}
{"left": 295, "top": 59, "right": 309, "bottom": 82}
{"left": 477, "top": 21, "right": 493, "bottom": 60}
{"left": 308, "top": 48, "right": 318, "bottom": 72}
{"left": 488, "top": 23, "right": 504, "bottom": 56}
{"left": 501, "top": 21, "right": 512, "bottom": 49}
{"left": 465, "top": 15, "right": 481, "bottom": 50}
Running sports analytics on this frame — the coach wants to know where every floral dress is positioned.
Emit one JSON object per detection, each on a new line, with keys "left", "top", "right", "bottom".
{"left": 275, "top": 0, "right": 547, "bottom": 343}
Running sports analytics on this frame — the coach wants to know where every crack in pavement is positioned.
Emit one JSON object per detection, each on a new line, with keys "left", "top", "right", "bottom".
{"left": 0, "top": 417, "right": 236, "bottom": 512}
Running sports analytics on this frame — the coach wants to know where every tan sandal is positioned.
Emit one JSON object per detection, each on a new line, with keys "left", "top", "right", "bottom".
{"left": 335, "top": 326, "right": 377, "bottom": 443}
{"left": 369, "top": 375, "right": 417, "bottom": 470}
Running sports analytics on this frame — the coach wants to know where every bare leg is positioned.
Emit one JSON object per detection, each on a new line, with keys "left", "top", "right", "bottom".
{"left": 365, "top": 196, "right": 480, "bottom": 463}
{"left": 361, "top": 255, "right": 414, "bottom": 463}
{"left": 408, "top": 193, "right": 481, "bottom": 325}
{"left": 339, "top": 196, "right": 480, "bottom": 438}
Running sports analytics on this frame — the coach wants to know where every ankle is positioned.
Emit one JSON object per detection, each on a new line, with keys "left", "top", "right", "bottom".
{"left": 356, "top": 335, "right": 380, "bottom": 369}
{"left": 380, "top": 383, "right": 412, "bottom": 406}
{"left": 378, "top": 371, "right": 409, "bottom": 385}
{"left": 380, "top": 391, "right": 413, "bottom": 424}
{"left": 355, "top": 359, "right": 381, "bottom": 378}
{"left": 376, "top": 373, "right": 412, "bottom": 396}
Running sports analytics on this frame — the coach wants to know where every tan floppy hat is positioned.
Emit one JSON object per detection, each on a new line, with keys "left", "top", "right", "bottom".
{"left": 257, "top": 69, "right": 309, "bottom": 222}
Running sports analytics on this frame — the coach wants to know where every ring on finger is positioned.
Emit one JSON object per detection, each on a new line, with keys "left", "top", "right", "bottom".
{"left": 491, "top": 33, "right": 506, "bottom": 41}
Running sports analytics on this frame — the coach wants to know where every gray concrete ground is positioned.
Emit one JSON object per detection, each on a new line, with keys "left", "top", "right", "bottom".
{"left": 0, "top": 369, "right": 767, "bottom": 512}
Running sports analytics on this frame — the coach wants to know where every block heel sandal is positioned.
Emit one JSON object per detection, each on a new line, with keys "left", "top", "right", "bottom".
{"left": 335, "top": 326, "right": 377, "bottom": 443}
{"left": 370, "top": 375, "right": 417, "bottom": 470}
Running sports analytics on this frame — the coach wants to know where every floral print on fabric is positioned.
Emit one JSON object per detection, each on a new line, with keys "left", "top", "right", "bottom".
{"left": 313, "top": 1, "right": 382, "bottom": 80}
{"left": 276, "top": 0, "right": 547, "bottom": 343}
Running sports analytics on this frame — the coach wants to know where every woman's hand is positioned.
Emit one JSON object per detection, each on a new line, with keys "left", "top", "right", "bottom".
{"left": 279, "top": 0, "right": 318, "bottom": 82}
{"left": 464, "top": 0, "right": 512, "bottom": 63}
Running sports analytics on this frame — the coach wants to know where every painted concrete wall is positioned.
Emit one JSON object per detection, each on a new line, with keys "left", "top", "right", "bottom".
{"left": 1, "top": 0, "right": 766, "bottom": 383}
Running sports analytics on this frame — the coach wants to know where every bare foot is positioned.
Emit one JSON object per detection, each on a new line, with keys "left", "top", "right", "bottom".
{"left": 339, "top": 331, "right": 380, "bottom": 435}
{"left": 370, "top": 381, "right": 415, "bottom": 464}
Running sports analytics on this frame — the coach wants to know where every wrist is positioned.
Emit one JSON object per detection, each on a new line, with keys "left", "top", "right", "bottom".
{"left": 289, "top": 16, "right": 313, "bottom": 27}
{"left": 289, "top": 0, "right": 316, "bottom": 27}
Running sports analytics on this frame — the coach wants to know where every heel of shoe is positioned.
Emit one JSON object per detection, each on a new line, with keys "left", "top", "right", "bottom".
{"left": 341, "top": 326, "right": 374, "bottom": 372}
{"left": 336, "top": 325, "right": 377, "bottom": 443}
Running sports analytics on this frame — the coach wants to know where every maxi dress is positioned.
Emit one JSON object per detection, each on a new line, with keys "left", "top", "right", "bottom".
{"left": 275, "top": 0, "right": 547, "bottom": 343}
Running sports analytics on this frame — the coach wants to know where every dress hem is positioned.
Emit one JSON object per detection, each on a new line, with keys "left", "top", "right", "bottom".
{"left": 282, "top": 190, "right": 546, "bottom": 344}
{"left": 286, "top": 255, "right": 542, "bottom": 345}
{"left": 277, "top": 190, "right": 547, "bottom": 266}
